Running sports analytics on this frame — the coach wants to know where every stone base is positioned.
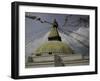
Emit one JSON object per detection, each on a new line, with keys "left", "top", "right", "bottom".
{"left": 26, "top": 54, "right": 89, "bottom": 68}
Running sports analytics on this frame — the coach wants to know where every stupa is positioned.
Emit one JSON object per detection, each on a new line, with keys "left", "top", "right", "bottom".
{"left": 26, "top": 19, "right": 89, "bottom": 68}
{"left": 35, "top": 19, "right": 74, "bottom": 56}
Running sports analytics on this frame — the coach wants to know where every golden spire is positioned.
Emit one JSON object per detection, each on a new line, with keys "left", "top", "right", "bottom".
{"left": 48, "top": 19, "right": 61, "bottom": 41}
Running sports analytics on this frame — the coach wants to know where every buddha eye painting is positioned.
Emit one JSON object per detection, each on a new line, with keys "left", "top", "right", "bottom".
{"left": 25, "top": 12, "right": 89, "bottom": 68}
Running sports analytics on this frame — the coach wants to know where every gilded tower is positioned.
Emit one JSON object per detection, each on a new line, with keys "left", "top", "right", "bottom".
{"left": 35, "top": 19, "right": 74, "bottom": 56}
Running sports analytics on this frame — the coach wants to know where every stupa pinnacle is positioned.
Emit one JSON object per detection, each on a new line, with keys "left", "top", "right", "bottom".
{"left": 48, "top": 19, "right": 61, "bottom": 41}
